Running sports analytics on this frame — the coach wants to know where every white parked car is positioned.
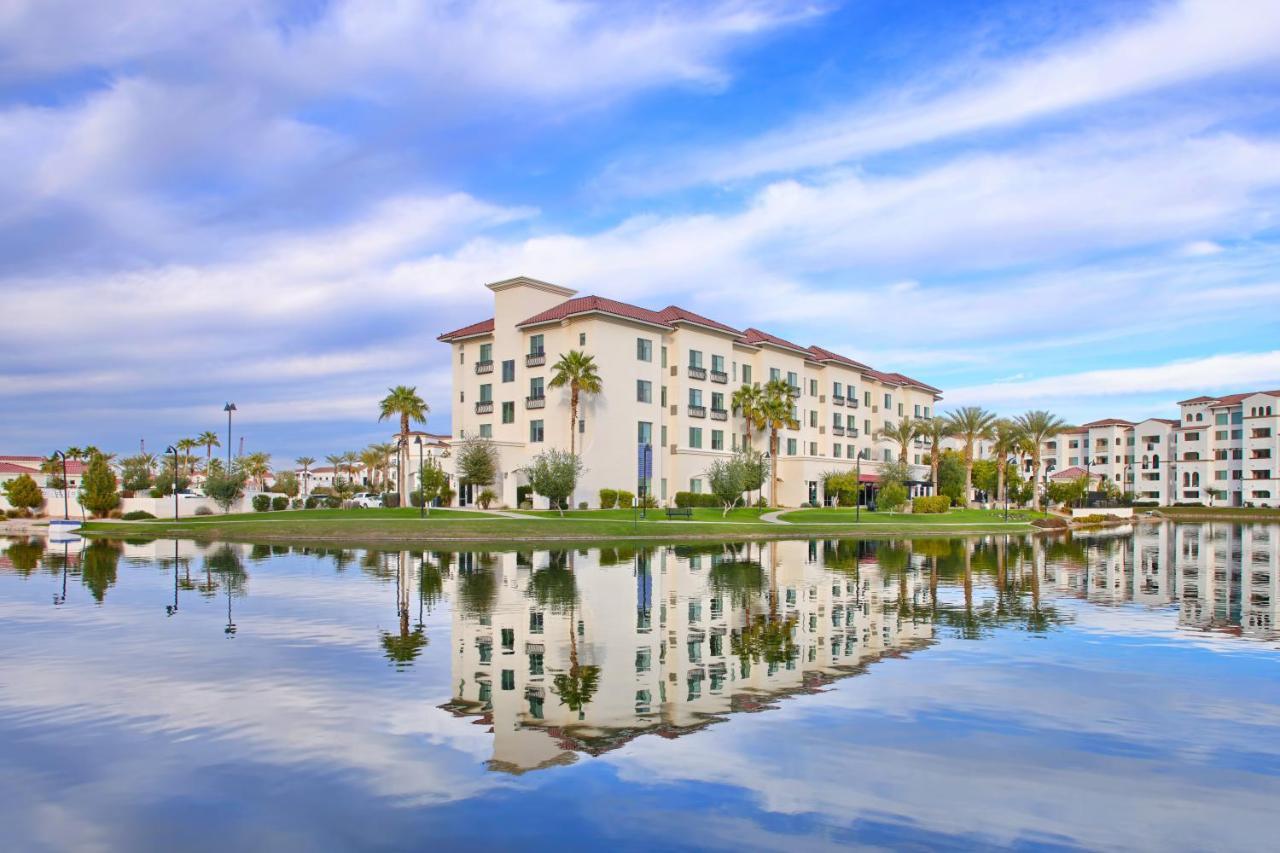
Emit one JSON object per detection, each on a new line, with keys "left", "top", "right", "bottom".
{"left": 350, "top": 493, "right": 383, "bottom": 509}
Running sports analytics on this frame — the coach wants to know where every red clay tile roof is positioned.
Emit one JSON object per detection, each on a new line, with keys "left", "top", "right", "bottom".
{"left": 656, "top": 305, "right": 742, "bottom": 336}
{"left": 1081, "top": 418, "right": 1134, "bottom": 428}
{"left": 0, "top": 461, "right": 38, "bottom": 474}
{"left": 740, "top": 327, "right": 813, "bottom": 356}
{"left": 881, "top": 372, "right": 943, "bottom": 395}
{"left": 1178, "top": 395, "right": 1216, "bottom": 405}
{"left": 0, "top": 455, "right": 45, "bottom": 462}
{"left": 807, "top": 345, "right": 872, "bottom": 371}
{"left": 437, "top": 318, "right": 495, "bottom": 341}
{"left": 517, "top": 295, "right": 669, "bottom": 329}
{"left": 1050, "top": 465, "right": 1093, "bottom": 480}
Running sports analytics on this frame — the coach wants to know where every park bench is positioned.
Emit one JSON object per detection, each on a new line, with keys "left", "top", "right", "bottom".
{"left": 665, "top": 507, "right": 694, "bottom": 520}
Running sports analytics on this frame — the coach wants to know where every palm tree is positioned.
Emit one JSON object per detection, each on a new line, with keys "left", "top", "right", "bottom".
{"left": 732, "top": 383, "right": 765, "bottom": 449}
{"left": 378, "top": 386, "right": 429, "bottom": 506}
{"left": 360, "top": 447, "right": 385, "bottom": 490}
{"left": 176, "top": 437, "right": 199, "bottom": 478}
{"left": 296, "top": 456, "right": 315, "bottom": 497}
{"left": 990, "top": 419, "right": 1025, "bottom": 505}
{"left": 548, "top": 350, "right": 602, "bottom": 456}
{"left": 197, "top": 431, "right": 221, "bottom": 470}
{"left": 917, "top": 416, "right": 954, "bottom": 497}
{"left": 371, "top": 442, "right": 398, "bottom": 493}
{"left": 876, "top": 416, "right": 919, "bottom": 466}
{"left": 342, "top": 451, "right": 362, "bottom": 487}
{"left": 242, "top": 451, "right": 271, "bottom": 490}
{"left": 1015, "top": 409, "right": 1067, "bottom": 512}
{"left": 65, "top": 446, "right": 85, "bottom": 462}
{"left": 753, "top": 379, "right": 799, "bottom": 506}
{"left": 946, "top": 406, "right": 998, "bottom": 507}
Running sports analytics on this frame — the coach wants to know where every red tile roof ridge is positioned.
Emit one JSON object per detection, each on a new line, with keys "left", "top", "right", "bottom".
{"left": 740, "top": 327, "right": 813, "bottom": 356}
{"left": 437, "top": 318, "right": 495, "bottom": 341}
{"left": 517, "top": 295, "right": 669, "bottom": 329}
{"left": 655, "top": 305, "right": 742, "bottom": 336}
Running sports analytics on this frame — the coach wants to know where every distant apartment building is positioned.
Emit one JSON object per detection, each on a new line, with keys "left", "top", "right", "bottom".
{"left": 1037, "top": 391, "right": 1280, "bottom": 507}
{"left": 438, "top": 277, "right": 943, "bottom": 508}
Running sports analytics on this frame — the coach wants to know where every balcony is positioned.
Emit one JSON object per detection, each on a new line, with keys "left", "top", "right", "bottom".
{"left": 1253, "top": 429, "right": 1274, "bottom": 439}
{"left": 688, "top": 405, "right": 707, "bottom": 419}
{"left": 1252, "top": 450, "right": 1273, "bottom": 460}
{"left": 525, "top": 396, "right": 546, "bottom": 409}
{"left": 474, "top": 360, "right": 494, "bottom": 375}
{"left": 710, "top": 408, "right": 728, "bottom": 421}
{"left": 914, "top": 438, "right": 925, "bottom": 447}
{"left": 832, "top": 425, "right": 845, "bottom": 436}
{"left": 787, "top": 385, "right": 801, "bottom": 397}
{"left": 474, "top": 400, "right": 494, "bottom": 415}
{"left": 832, "top": 395, "right": 845, "bottom": 407}
{"left": 526, "top": 351, "right": 546, "bottom": 367}
{"left": 687, "top": 365, "right": 707, "bottom": 380}
{"left": 709, "top": 370, "right": 728, "bottom": 384}
{"left": 848, "top": 398, "right": 859, "bottom": 409}
{"left": 848, "top": 429, "right": 859, "bottom": 438}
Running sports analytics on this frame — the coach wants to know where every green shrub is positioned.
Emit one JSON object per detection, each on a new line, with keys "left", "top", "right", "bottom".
{"left": 638, "top": 494, "right": 658, "bottom": 509}
{"left": 251, "top": 494, "right": 271, "bottom": 512}
{"left": 2, "top": 473, "right": 44, "bottom": 512}
{"left": 121, "top": 510, "right": 155, "bottom": 520}
{"left": 291, "top": 499, "right": 303, "bottom": 509}
{"left": 194, "top": 505, "right": 213, "bottom": 516}
{"left": 912, "top": 495, "right": 951, "bottom": 514}
{"left": 383, "top": 493, "right": 401, "bottom": 508}
{"left": 478, "top": 488, "right": 496, "bottom": 509}
{"left": 578, "top": 501, "right": 589, "bottom": 510}
{"left": 674, "top": 491, "right": 721, "bottom": 508}
{"left": 616, "top": 489, "right": 635, "bottom": 508}
{"left": 878, "top": 482, "right": 908, "bottom": 512}
{"left": 598, "top": 488, "right": 618, "bottom": 509}
{"left": 440, "top": 486, "right": 455, "bottom": 506}
{"left": 271, "top": 495, "right": 288, "bottom": 511}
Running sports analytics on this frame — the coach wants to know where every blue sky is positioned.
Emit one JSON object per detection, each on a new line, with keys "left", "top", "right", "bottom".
{"left": 2, "top": 0, "right": 1279, "bottom": 462}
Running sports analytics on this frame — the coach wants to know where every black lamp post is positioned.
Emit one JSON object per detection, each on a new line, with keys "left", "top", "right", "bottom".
{"left": 855, "top": 454, "right": 862, "bottom": 523}
{"left": 52, "top": 449, "right": 69, "bottom": 520}
{"left": 414, "top": 435, "right": 425, "bottom": 519}
{"left": 166, "top": 538, "right": 179, "bottom": 616}
{"left": 1005, "top": 456, "right": 1016, "bottom": 522}
{"left": 166, "top": 445, "right": 179, "bottom": 521}
{"left": 223, "top": 403, "right": 236, "bottom": 468}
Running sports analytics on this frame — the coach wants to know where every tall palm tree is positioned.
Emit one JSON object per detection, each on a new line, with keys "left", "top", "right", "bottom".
{"left": 65, "top": 446, "right": 85, "bottom": 462}
{"left": 918, "top": 416, "right": 954, "bottom": 497}
{"left": 360, "top": 447, "right": 385, "bottom": 490}
{"left": 548, "top": 350, "right": 602, "bottom": 456}
{"left": 242, "top": 451, "right": 271, "bottom": 490}
{"left": 197, "top": 431, "right": 221, "bottom": 470}
{"left": 296, "top": 456, "right": 315, "bottom": 497}
{"left": 1015, "top": 409, "right": 1067, "bottom": 512}
{"left": 325, "top": 453, "right": 345, "bottom": 491}
{"left": 732, "top": 383, "right": 765, "bottom": 449}
{"left": 371, "top": 442, "right": 398, "bottom": 493}
{"left": 946, "top": 406, "right": 998, "bottom": 507}
{"left": 990, "top": 419, "right": 1025, "bottom": 505}
{"left": 876, "top": 416, "right": 919, "bottom": 466}
{"left": 176, "top": 437, "right": 199, "bottom": 478}
{"left": 343, "top": 451, "right": 362, "bottom": 487}
{"left": 753, "top": 379, "right": 799, "bottom": 506}
{"left": 378, "top": 386, "right": 429, "bottom": 505}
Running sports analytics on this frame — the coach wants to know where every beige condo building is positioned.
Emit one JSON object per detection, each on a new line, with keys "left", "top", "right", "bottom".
{"left": 438, "top": 277, "right": 943, "bottom": 508}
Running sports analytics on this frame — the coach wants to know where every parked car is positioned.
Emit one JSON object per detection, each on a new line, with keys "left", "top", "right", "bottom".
{"left": 350, "top": 493, "right": 382, "bottom": 509}
{"left": 177, "top": 490, "right": 205, "bottom": 499}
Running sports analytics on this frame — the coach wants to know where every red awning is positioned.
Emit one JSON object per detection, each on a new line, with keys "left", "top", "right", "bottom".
{"left": 858, "top": 473, "right": 879, "bottom": 483}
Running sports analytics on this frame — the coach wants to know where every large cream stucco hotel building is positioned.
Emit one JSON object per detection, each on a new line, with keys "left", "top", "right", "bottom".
{"left": 438, "top": 277, "right": 943, "bottom": 508}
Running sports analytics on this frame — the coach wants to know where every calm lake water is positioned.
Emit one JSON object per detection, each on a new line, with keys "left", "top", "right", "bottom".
{"left": 2, "top": 523, "right": 1279, "bottom": 852}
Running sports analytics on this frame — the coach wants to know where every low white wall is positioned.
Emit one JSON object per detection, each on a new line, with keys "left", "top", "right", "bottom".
{"left": 1070, "top": 507, "right": 1134, "bottom": 519}
{"left": 1, "top": 488, "right": 262, "bottom": 517}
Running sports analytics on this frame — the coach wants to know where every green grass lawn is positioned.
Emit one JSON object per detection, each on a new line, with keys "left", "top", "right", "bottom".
{"left": 125, "top": 507, "right": 497, "bottom": 523}
{"left": 1155, "top": 506, "right": 1280, "bottom": 518}
{"left": 513, "top": 507, "right": 772, "bottom": 522}
{"left": 778, "top": 507, "right": 1034, "bottom": 524}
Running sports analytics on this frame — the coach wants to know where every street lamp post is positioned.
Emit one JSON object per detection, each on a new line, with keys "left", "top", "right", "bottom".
{"left": 855, "top": 454, "right": 861, "bottom": 523}
{"left": 166, "top": 445, "right": 179, "bottom": 521}
{"left": 52, "top": 450, "right": 69, "bottom": 520}
{"left": 223, "top": 403, "right": 237, "bottom": 469}
{"left": 1005, "top": 456, "right": 1016, "bottom": 522}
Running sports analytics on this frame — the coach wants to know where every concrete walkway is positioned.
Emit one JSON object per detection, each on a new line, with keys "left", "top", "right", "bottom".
{"left": 453, "top": 506, "right": 542, "bottom": 520}
{"left": 758, "top": 511, "right": 791, "bottom": 525}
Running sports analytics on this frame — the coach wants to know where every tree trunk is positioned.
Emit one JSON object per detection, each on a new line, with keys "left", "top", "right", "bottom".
{"left": 769, "top": 429, "right": 779, "bottom": 506}
{"left": 931, "top": 453, "right": 940, "bottom": 497}
{"left": 1032, "top": 454, "right": 1042, "bottom": 511}
{"left": 570, "top": 386, "right": 578, "bottom": 456}
{"left": 997, "top": 459, "right": 1006, "bottom": 505}
{"left": 964, "top": 447, "right": 974, "bottom": 507}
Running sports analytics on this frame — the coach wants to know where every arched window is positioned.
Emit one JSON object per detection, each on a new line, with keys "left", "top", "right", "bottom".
{"left": 1192, "top": 472, "right": 1200, "bottom": 487}
{"left": 1142, "top": 455, "right": 1149, "bottom": 469}
{"left": 1183, "top": 472, "right": 1190, "bottom": 487}
{"left": 1152, "top": 454, "right": 1160, "bottom": 468}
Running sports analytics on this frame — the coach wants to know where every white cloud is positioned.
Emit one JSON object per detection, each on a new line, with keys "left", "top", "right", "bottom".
{"left": 946, "top": 350, "right": 1280, "bottom": 407}
{"left": 621, "top": 0, "right": 1280, "bottom": 189}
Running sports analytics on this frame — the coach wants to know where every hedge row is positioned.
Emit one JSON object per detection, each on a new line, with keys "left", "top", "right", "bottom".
{"left": 911, "top": 495, "right": 952, "bottom": 514}
{"left": 674, "top": 491, "right": 722, "bottom": 508}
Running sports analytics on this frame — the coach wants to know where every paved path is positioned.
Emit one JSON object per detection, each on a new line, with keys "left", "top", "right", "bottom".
{"left": 758, "top": 511, "right": 791, "bottom": 525}
{"left": 452, "top": 507, "right": 541, "bottom": 520}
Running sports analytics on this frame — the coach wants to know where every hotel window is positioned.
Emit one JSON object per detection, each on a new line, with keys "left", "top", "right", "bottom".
{"left": 898, "top": 403, "right": 903, "bottom": 416}
{"left": 661, "top": 478, "right": 668, "bottom": 499}
{"left": 661, "top": 385, "right": 667, "bottom": 406}
{"left": 689, "top": 388, "right": 703, "bottom": 407}
{"left": 787, "top": 371, "right": 798, "bottom": 388}
{"left": 479, "top": 384, "right": 492, "bottom": 402}
{"left": 712, "top": 354, "right": 725, "bottom": 373}
{"left": 689, "top": 349, "right": 703, "bottom": 368}
{"left": 479, "top": 424, "right": 492, "bottom": 438}
{"left": 809, "top": 410, "right": 817, "bottom": 428}
{"left": 787, "top": 438, "right": 797, "bottom": 456}
{"left": 637, "top": 338, "right": 653, "bottom": 362}
{"left": 742, "top": 365, "right": 752, "bottom": 384}
{"left": 1070, "top": 456, "right": 1079, "bottom": 466}
{"left": 637, "top": 380, "right": 652, "bottom": 403}
{"left": 635, "top": 648, "right": 651, "bottom": 673}
{"left": 529, "top": 334, "right": 544, "bottom": 355}
{"left": 459, "top": 349, "right": 465, "bottom": 364}
{"left": 479, "top": 342, "right": 492, "bottom": 362}
{"left": 529, "top": 653, "right": 544, "bottom": 676}
{"left": 809, "top": 442, "right": 818, "bottom": 456}
{"left": 809, "top": 378, "right": 818, "bottom": 396}
{"left": 1215, "top": 430, "right": 1228, "bottom": 440}
{"left": 833, "top": 381, "right": 843, "bottom": 398}
{"left": 711, "top": 430, "right": 724, "bottom": 450}
{"left": 884, "top": 393, "right": 892, "bottom": 409}
{"left": 661, "top": 425, "right": 667, "bottom": 447}
{"left": 661, "top": 346, "right": 668, "bottom": 368}
{"left": 847, "top": 445, "right": 856, "bottom": 459}
{"left": 883, "top": 449, "right": 892, "bottom": 461}
{"left": 690, "top": 478, "right": 702, "bottom": 493}
{"left": 833, "top": 443, "right": 842, "bottom": 457}
{"left": 770, "top": 367, "right": 781, "bottom": 382}
{"left": 1215, "top": 470, "right": 1228, "bottom": 480}
{"left": 530, "top": 419, "right": 544, "bottom": 442}
{"left": 529, "top": 377, "right": 544, "bottom": 399}
{"left": 711, "top": 391, "right": 725, "bottom": 411}
{"left": 864, "top": 390, "right": 871, "bottom": 407}
{"left": 579, "top": 332, "right": 586, "bottom": 346}
{"left": 501, "top": 670, "right": 515, "bottom": 691}
{"left": 864, "top": 419, "right": 871, "bottom": 435}
{"left": 1216, "top": 413, "right": 1229, "bottom": 425}
{"left": 501, "top": 402, "right": 514, "bottom": 423}
{"left": 501, "top": 628, "right": 515, "bottom": 650}
{"left": 638, "top": 421, "right": 652, "bottom": 445}
{"left": 689, "top": 427, "right": 703, "bottom": 449}
{"left": 914, "top": 404, "right": 921, "bottom": 417}
{"left": 501, "top": 359, "right": 515, "bottom": 382}
{"left": 924, "top": 406, "right": 931, "bottom": 417}
{"left": 529, "top": 611, "right": 544, "bottom": 633}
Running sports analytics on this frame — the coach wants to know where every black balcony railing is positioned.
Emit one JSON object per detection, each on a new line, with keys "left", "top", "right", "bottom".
{"left": 787, "top": 385, "right": 801, "bottom": 397}
{"left": 832, "top": 425, "right": 845, "bottom": 436}
{"left": 475, "top": 401, "right": 494, "bottom": 415}
{"left": 474, "top": 360, "right": 494, "bottom": 375}
{"left": 687, "top": 365, "right": 707, "bottom": 380}
{"left": 526, "top": 351, "right": 546, "bottom": 367}
{"left": 832, "top": 395, "right": 845, "bottom": 407}
{"left": 688, "top": 405, "right": 707, "bottom": 418}
{"left": 848, "top": 398, "right": 859, "bottom": 409}
{"left": 525, "top": 396, "right": 546, "bottom": 409}
{"left": 710, "top": 408, "right": 728, "bottom": 421}
{"left": 709, "top": 370, "right": 728, "bottom": 384}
